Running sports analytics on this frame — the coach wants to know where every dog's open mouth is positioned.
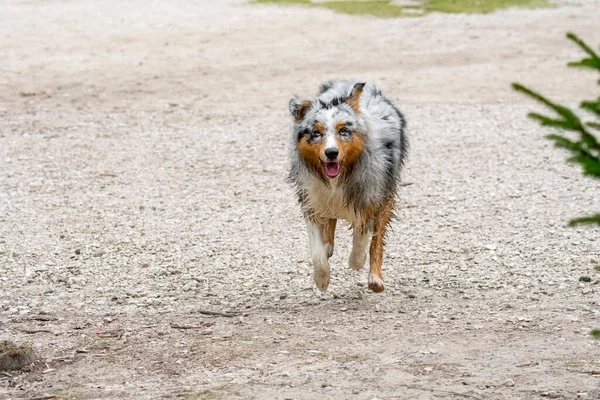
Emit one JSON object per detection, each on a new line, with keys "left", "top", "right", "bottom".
{"left": 324, "top": 161, "right": 340, "bottom": 178}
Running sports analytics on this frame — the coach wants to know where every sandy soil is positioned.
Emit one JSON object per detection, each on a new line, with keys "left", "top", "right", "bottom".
{"left": 1, "top": 0, "right": 600, "bottom": 399}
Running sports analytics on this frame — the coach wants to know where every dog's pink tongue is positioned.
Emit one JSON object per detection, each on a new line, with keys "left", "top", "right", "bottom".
{"left": 325, "top": 162, "right": 340, "bottom": 178}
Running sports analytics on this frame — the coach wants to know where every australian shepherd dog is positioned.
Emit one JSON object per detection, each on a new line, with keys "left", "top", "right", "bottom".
{"left": 288, "top": 80, "right": 408, "bottom": 293}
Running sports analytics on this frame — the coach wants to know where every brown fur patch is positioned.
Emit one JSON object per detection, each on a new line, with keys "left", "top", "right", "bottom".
{"left": 368, "top": 197, "right": 396, "bottom": 292}
{"left": 314, "top": 121, "right": 325, "bottom": 133}
{"left": 322, "top": 219, "right": 337, "bottom": 258}
{"left": 337, "top": 134, "right": 364, "bottom": 178}
{"left": 298, "top": 136, "right": 326, "bottom": 181}
{"left": 357, "top": 206, "right": 375, "bottom": 233}
{"left": 335, "top": 121, "right": 345, "bottom": 132}
{"left": 295, "top": 100, "right": 312, "bottom": 121}
{"left": 347, "top": 84, "right": 364, "bottom": 114}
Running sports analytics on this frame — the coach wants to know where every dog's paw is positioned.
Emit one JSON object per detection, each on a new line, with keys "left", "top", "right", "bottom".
{"left": 314, "top": 266, "right": 330, "bottom": 292}
{"left": 348, "top": 251, "right": 366, "bottom": 270}
{"left": 368, "top": 273, "right": 384, "bottom": 293}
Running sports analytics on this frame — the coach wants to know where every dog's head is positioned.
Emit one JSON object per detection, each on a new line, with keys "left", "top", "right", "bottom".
{"left": 289, "top": 82, "right": 366, "bottom": 181}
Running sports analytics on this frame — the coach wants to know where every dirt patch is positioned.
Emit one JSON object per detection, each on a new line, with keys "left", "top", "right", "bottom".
{"left": 1, "top": 0, "right": 600, "bottom": 399}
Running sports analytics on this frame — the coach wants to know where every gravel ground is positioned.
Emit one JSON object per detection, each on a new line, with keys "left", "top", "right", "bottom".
{"left": 1, "top": 1, "right": 600, "bottom": 399}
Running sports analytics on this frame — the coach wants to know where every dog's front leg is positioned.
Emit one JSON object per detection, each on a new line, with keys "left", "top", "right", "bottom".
{"left": 368, "top": 198, "right": 395, "bottom": 293}
{"left": 306, "top": 219, "right": 331, "bottom": 291}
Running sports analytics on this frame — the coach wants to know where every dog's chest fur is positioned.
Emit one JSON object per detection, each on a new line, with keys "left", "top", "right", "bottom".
{"left": 305, "top": 179, "right": 362, "bottom": 226}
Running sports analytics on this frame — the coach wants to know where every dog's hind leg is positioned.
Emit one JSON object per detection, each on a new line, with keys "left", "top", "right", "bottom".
{"left": 322, "top": 219, "right": 337, "bottom": 259}
{"left": 349, "top": 225, "right": 370, "bottom": 271}
{"left": 306, "top": 218, "right": 331, "bottom": 291}
{"left": 368, "top": 198, "right": 395, "bottom": 293}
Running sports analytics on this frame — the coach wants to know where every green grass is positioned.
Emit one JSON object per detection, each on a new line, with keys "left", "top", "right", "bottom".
{"left": 253, "top": 0, "right": 550, "bottom": 18}
{"left": 426, "top": 0, "right": 549, "bottom": 13}
{"left": 254, "top": 0, "right": 406, "bottom": 17}
{"left": 320, "top": 1, "right": 407, "bottom": 18}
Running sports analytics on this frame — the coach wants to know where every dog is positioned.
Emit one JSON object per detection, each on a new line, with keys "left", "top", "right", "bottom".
{"left": 287, "top": 80, "right": 408, "bottom": 292}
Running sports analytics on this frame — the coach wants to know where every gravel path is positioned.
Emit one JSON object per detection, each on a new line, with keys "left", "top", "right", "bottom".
{"left": 1, "top": 1, "right": 600, "bottom": 399}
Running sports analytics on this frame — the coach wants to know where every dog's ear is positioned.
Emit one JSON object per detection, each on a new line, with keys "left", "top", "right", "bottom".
{"left": 289, "top": 96, "right": 311, "bottom": 121}
{"left": 347, "top": 82, "right": 366, "bottom": 114}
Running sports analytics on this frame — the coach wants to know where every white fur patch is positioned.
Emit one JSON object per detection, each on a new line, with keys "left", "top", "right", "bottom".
{"left": 325, "top": 133, "right": 337, "bottom": 153}
{"left": 349, "top": 229, "right": 370, "bottom": 270}
{"left": 306, "top": 220, "right": 330, "bottom": 291}
{"left": 313, "top": 265, "right": 330, "bottom": 292}
{"left": 368, "top": 273, "right": 384, "bottom": 288}
{"left": 304, "top": 178, "right": 362, "bottom": 226}
{"left": 307, "top": 221, "right": 328, "bottom": 267}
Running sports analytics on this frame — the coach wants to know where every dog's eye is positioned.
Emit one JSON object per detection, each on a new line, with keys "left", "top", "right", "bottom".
{"left": 339, "top": 127, "right": 351, "bottom": 136}
{"left": 311, "top": 130, "right": 322, "bottom": 139}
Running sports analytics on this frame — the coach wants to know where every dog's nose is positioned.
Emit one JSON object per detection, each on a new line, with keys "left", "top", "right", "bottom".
{"left": 325, "top": 148, "right": 339, "bottom": 160}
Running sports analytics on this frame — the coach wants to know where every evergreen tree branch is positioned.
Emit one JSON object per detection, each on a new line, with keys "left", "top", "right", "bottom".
{"left": 566, "top": 33, "right": 600, "bottom": 58}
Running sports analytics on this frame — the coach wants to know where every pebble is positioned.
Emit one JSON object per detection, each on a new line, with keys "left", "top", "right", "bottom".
{"left": 540, "top": 392, "right": 561, "bottom": 398}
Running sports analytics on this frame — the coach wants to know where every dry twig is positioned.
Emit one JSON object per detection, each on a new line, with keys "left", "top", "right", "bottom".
{"left": 196, "top": 309, "right": 239, "bottom": 318}
{"left": 398, "top": 384, "right": 482, "bottom": 399}
{"left": 17, "top": 328, "right": 54, "bottom": 334}
{"left": 170, "top": 322, "right": 214, "bottom": 330}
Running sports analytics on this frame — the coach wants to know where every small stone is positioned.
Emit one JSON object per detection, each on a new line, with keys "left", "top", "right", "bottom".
{"left": 279, "top": 293, "right": 287, "bottom": 300}
{"left": 504, "top": 378, "right": 515, "bottom": 387}
{"left": 321, "top": 382, "right": 329, "bottom": 387}
{"left": 540, "top": 392, "right": 561, "bottom": 398}
{"left": 582, "top": 288, "right": 592, "bottom": 295}
{"left": 579, "top": 276, "right": 591, "bottom": 283}
{"left": 74, "top": 249, "right": 81, "bottom": 255}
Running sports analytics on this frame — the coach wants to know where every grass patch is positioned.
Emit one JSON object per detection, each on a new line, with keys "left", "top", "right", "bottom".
{"left": 320, "top": 1, "right": 407, "bottom": 18}
{"left": 253, "top": 0, "right": 550, "bottom": 17}
{"left": 426, "top": 0, "right": 549, "bottom": 13}
{"left": 254, "top": 0, "right": 407, "bottom": 17}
